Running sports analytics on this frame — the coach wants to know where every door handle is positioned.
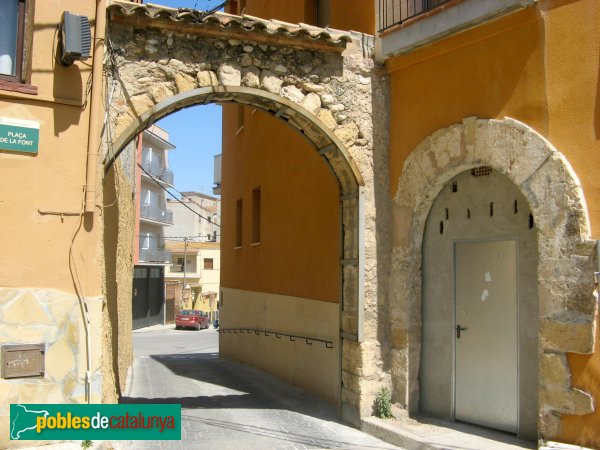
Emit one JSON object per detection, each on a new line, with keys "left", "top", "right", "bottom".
{"left": 456, "top": 324, "right": 468, "bottom": 339}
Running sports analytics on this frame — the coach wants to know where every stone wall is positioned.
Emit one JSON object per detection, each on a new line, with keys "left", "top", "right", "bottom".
{"left": 102, "top": 158, "right": 136, "bottom": 402}
{"left": 390, "top": 117, "right": 597, "bottom": 439}
{"left": 0, "top": 288, "right": 103, "bottom": 448}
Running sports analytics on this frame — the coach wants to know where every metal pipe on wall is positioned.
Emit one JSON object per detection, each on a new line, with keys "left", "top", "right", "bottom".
{"left": 84, "top": 0, "right": 106, "bottom": 214}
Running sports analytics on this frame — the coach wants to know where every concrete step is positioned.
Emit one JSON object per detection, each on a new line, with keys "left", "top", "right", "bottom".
{"left": 362, "top": 415, "right": 537, "bottom": 450}
{"left": 540, "top": 442, "right": 593, "bottom": 450}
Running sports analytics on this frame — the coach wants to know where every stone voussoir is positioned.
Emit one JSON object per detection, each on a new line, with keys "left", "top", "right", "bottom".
{"left": 393, "top": 117, "right": 596, "bottom": 433}
{"left": 106, "top": 12, "right": 387, "bottom": 429}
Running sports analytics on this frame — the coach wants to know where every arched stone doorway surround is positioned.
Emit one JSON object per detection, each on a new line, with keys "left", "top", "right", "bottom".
{"left": 390, "top": 117, "right": 597, "bottom": 438}
{"left": 101, "top": 1, "right": 390, "bottom": 424}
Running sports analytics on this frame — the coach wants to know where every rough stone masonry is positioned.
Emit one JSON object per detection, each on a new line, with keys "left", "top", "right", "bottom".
{"left": 105, "top": 1, "right": 391, "bottom": 425}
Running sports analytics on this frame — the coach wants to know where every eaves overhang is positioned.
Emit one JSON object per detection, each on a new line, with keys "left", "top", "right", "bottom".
{"left": 107, "top": 0, "right": 352, "bottom": 53}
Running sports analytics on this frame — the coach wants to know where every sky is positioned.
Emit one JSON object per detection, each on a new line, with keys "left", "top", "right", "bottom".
{"left": 152, "top": 0, "right": 227, "bottom": 197}
{"left": 158, "top": 104, "right": 222, "bottom": 197}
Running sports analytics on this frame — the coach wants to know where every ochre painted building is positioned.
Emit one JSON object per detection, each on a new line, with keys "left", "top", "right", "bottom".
{"left": 0, "top": 1, "right": 132, "bottom": 448}
{"left": 219, "top": 0, "right": 600, "bottom": 448}
{"left": 380, "top": 0, "right": 600, "bottom": 446}
{"left": 219, "top": 0, "right": 372, "bottom": 406}
{"left": 1, "top": 0, "right": 600, "bottom": 449}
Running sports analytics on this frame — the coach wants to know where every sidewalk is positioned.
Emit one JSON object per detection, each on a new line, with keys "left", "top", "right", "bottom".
{"left": 361, "top": 410, "right": 593, "bottom": 450}
{"left": 132, "top": 323, "right": 219, "bottom": 333}
{"left": 132, "top": 323, "right": 175, "bottom": 333}
{"left": 362, "top": 414, "right": 533, "bottom": 450}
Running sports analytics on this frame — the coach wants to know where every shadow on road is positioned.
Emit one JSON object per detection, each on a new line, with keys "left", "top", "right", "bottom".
{"left": 121, "top": 352, "right": 340, "bottom": 422}
{"left": 181, "top": 415, "right": 390, "bottom": 449}
{"left": 120, "top": 331, "right": 397, "bottom": 449}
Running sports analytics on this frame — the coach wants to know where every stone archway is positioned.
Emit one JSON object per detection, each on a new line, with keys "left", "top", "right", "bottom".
{"left": 390, "top": 117, "right": 597, "bottom": 439}
{"left": 101, "top": 0, "right": 389, "bottom": 424}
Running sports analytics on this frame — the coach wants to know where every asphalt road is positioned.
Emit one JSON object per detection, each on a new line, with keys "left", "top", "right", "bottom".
{"left": 117, "top": 326, "right": 397, "bottom": 450}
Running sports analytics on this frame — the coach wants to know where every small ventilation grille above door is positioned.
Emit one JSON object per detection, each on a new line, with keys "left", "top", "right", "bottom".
{"left": 471, "top": 166, "right": 492, "bottom": 177}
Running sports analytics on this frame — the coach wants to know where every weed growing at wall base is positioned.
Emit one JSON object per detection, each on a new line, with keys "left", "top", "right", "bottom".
{"left": 374, "top": 387, "right": 394, "bottom": 419}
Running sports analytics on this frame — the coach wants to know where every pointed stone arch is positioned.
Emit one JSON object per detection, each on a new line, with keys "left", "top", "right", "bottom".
{"left": 390, "top": 117, "right": 597, "bottom": 438}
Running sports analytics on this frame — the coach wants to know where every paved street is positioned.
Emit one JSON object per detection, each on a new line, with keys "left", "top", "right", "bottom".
{"left": 118, "top": 326, "right": 397, "bottom": 450}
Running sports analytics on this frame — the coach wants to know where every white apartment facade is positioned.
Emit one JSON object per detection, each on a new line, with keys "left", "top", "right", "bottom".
{"left": 167, "top": 191, "right": 220, "bottom": 243}
{"left": 137, "top": 124, "right": 175, "bottom": 264}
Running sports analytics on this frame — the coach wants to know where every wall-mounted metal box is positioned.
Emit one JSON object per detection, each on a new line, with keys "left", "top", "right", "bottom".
{"left": 2, "top": 344, "right": 45, "bottom": 379}
{"left": 60, "top": 12, "right": 92, "bottom": 66}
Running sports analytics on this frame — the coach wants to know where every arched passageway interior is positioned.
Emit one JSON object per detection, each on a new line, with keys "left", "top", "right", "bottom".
{"left": 102, "top": 0, "right": 387, "bottom": 422}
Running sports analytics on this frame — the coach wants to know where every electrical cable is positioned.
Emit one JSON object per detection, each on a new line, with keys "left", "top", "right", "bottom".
{"left": 166, "top": 185, "right": 221, "bottom": 219}
{"left": 67, "top": 186, "right": 93, "bottom": 404}
{"left": 138, "top": 162, "right": 221, "bottom": 227}
{"left": 193, "top": 0, "right": 230, "bottom": 15}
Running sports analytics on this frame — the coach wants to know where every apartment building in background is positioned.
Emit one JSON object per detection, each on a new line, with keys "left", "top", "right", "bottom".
{"left": 167, "top": 191, "right": 220, "bottom": 242}
{"left": 136, "top": 124, "right": 175, "bottom": 264}
{"left": 165, "top": 240, "right": 221, "bottom": 323}
{"left": 132, "top": 124, "right": 175, "bottom": 329}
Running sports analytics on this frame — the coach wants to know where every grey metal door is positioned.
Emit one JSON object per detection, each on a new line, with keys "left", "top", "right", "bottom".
{"left": 454, "top": 240, "right": 518, "bottom": 433}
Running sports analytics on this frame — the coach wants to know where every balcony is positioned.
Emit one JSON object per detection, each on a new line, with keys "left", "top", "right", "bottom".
{"left": 139, "top": 245, "right": 170, "bottom": 263}
{"left": 139, "top": 247, "right": 170, "bottom": 263}
{"left": 141, "top": 203, "right": 173, "bottom": 224}
{"left": 170, "top": 264, "right": 184, "bottom": 273}
{"left": 378, "top": 0, "right": 451, "bottom": 31}
{"left": 167, "top": 263, "right": 199, "bottom": 276}
{"left": 141, "top": 159, "right": 174, "bottom": 186}
{"left": 377, "top": 0, "right": 533, "bottom": 58}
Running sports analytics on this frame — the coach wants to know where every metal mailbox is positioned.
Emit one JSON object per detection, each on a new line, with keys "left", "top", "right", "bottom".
{"left": 1, "top": 344, "right": 45, "bottom": 379}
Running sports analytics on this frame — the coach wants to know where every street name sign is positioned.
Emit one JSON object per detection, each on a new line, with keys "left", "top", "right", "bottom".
{"left": 0, "top": 117, "right": 40, "bottom": 154}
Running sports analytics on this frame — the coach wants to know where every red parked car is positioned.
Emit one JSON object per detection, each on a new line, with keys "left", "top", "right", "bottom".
{"left": 175, "top": 310, "right": 209, "bottom": 330}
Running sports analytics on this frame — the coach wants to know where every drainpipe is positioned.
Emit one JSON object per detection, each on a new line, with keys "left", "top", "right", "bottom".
{"left": 79, "top": 0, "right": 106, "bottom": 405}
{"left": 84, "top": 0, "right": 106, "bottom": 214}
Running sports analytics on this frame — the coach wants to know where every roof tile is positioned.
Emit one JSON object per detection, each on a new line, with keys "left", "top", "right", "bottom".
{"left": 108, "top": 0, "right": 352, "bottom": 47}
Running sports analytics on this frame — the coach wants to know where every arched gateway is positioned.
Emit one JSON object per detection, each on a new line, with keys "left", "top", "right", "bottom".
{"left": 102, "top": 1, "right": 387, "bottom": 423}
{"left": 390, "top": 117, "right": 597, "bottom": 439}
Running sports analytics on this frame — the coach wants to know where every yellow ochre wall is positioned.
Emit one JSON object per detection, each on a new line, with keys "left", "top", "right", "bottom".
{"left": 221, "top": 106, "right": 340, "bottom": 302}
{"left": 0, "top": 2, "right": 111, "bottom": 446}
{"left": 241, "top": 0, "right": 316, "bottom": 24}
{"left": 227, "top": 0, "right": 374, "bottom": 33}
{"left": 220, "top": 0, "right": 373, "bottom": 304}
{"left": 385, "top": 1, "right": 600, "bottom": 446}
{"left": 0, "top": 2, "right": 102, "bottom": 295}
{"left": 328, "top": 0, "right": 375, "bottom": 34}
